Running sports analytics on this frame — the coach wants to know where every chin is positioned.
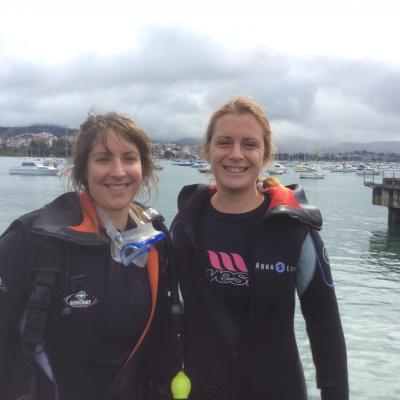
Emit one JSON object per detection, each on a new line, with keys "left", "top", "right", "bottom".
{"left": 220, "top": 183, "right": 253, "bottom": 192}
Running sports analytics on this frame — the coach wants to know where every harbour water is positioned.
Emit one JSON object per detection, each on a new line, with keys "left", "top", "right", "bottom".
{"left": 1, "top": 156, "right": 399, "bottom": 399}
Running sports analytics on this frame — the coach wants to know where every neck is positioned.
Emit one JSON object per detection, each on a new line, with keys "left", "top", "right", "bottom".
{"left": 211, "top": 186, "right": 264, "bottom": 214}
{"left": 98, "top": 208, "right": 130, "bottom": 231}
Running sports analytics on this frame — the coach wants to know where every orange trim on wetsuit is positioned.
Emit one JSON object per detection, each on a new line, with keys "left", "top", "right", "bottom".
{"left": 208, "top": 183, "right": 301, "bottom": 210}
{"left": 68, "top": 192, "right": 100, "bottom": 233}
{"left": 110, "top": 246, "right": 159, "bottom": 390}
{"left": 266, "top": 185, "right": 301, "bottom": 210}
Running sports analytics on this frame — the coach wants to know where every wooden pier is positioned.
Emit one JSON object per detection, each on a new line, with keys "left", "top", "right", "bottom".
{"left": 364, "top": 170, "right": 400, "bottom": 225}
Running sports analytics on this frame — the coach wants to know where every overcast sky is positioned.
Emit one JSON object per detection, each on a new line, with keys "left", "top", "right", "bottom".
{"left": 1, "top": 0, "right": 400, "bottom": 145}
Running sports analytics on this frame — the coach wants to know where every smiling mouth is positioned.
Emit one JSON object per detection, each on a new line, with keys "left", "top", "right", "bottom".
{"left": 105, "top": 183, "right": 130, "bottom": 191}
{"left": 223, "top": 166, "right": 248, "bottom": 173}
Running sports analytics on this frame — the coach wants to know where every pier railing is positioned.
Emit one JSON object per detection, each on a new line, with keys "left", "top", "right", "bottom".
{"left": 363, "top": 169, "right": 400, "bottom": 189}
{"left": 364, "top": 169, "right": 400, "bottom": 225}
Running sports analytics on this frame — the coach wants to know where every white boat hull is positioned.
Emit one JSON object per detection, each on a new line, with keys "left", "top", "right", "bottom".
{"left": 300, "top": 173, "right": 325, "bottom": 179}
{"left": 9, "top": 168, "right": 59, "bottom": 175}
{"left": 9, "top": 160, "right": 60, "bottom": 175}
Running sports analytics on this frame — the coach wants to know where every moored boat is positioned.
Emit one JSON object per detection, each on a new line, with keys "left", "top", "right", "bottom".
{"left": 198, "top": 167, "right": 212, "bottom": 174}
{"left": 300, "top": 172, "right": 325, "bottom": 179}
{"left": 293, "top": 163, "right": 316, "bottom": 172}
{"left": 172, "top": 160, "right": 194, "bottom": 166}
{"left": 9, "top": 160, "right": 59, "bottom": 176}
{"left": 265, "top": 163, "right": 286, "bottom": 175}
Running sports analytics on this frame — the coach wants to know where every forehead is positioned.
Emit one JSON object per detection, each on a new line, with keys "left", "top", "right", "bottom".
{"left": 91, "top": 128, "right": 139, "bottom": 153}
{"left": 213, "top": 113, "right": 264, "bottom": 140}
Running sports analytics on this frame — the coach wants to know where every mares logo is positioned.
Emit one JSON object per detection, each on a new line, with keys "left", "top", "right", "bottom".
{"left": 205, "top": 250, "right": 249, "bottom": 286}
{"left": 64, "top": 290, "right": 97, "bottom": 308}
{"left": 206, "top": 269, "right": 249, "bottom": 286}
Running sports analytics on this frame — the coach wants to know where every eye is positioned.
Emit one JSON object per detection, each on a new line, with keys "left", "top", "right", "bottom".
{"left": 243, "top": 140, "right": 259, "bottom": 149}
{"left": 124, "top": 153, "right": 140, "bottom": 162}
{"left": 215, "top": 139, "right": 231, "bottom": 147}
{"left": 94, "top": 154, "right": 110, "bottom": 163}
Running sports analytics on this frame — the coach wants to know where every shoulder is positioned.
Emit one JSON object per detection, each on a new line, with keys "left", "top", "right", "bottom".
{"left": 0, "top": 215, "right": 36, "bottom": 293}
{"left": 177, "top": 183, "right": 210, "bottom": 210}
{"left": 262, "top": 183, "right": 323, "bottom": 230}
{"left": 170, "top": 184, "right": 210, "bottom": 233}
{"left": 1, "top": 208, "right": 40, "bottom": 243}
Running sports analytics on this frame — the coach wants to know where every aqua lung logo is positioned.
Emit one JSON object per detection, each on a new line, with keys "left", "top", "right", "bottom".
{"left": 0, "top": 276, "right": 7, "bottom": 293}
{"left": 275, "top": 262, "right": 286, "bottom": 273}
{"left": 64, "top": 290, "right": 98, "bottom": 308}
{"left": 255, "top": 261, "right": 296, "bottom": 273}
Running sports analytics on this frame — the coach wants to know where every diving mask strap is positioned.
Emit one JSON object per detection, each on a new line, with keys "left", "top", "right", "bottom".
{"left": 98, "top": 209, "right": 164, "bottom": 267}
{"left": 100, "top": 213, "right": 124, "bottom": 248}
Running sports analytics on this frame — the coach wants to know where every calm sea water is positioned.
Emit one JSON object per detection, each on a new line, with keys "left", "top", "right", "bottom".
{"left": 1, "top": 156, "right": 399, "bottom": 399}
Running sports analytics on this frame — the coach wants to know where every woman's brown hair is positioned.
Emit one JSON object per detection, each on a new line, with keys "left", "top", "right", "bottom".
{"left": 71, "top": 111, "right": 156, "bottom": 198}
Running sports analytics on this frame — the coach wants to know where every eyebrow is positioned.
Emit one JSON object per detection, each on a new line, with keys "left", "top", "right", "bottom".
{"left": 213, "top": 135, "right": 231, "bottom": 140}
{"left": 91, "top": 149, "right": 140, "bottom": 157}
{"left": 214, "top": 135, "right": 261, "bottom": 142}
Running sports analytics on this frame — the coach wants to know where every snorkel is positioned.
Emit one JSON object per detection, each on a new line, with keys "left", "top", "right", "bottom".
{"left": 99, "top": 209, "right": 165, "bottom": 267}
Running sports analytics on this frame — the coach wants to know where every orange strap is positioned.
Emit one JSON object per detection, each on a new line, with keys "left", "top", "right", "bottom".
{"left": 208, "top": 183, "right": 301, "bottom": 210}
{"left": 68, "top": 192, "right": 100, "bottom": 233}
{"left": 112, "top": 246, "right": 159, "bottom": 385}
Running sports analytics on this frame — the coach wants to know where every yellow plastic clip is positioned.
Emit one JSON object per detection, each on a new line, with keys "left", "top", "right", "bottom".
{"left": 171, "top": 370, "right": 192, "bottom": 399}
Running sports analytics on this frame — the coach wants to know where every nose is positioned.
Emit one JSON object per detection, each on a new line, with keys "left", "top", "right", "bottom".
{"left": 229, "top": 142, "right": 244, "bottom": 160}
{"left": 110, "top": 158, "right": 126, "bottom": 177}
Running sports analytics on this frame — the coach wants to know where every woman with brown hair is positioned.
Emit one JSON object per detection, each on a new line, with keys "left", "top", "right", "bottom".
{"left": 0, "top": 112, "right": 176, "bottom": 399}
{"left": 170, "top": 96, "right": 349, "bottom": 399}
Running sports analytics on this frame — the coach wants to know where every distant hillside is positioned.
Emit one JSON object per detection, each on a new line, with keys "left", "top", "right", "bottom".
{"left": 320, "top": 141, "right": 400, "bottom": 154}
{"left": 275, "top": 137, "right": 400, "bottom": 154}
{"left": 152, "top": 136, "right": 202, "bottom": 146}
{"left": 0, "top": 124, "right": 76, "bottom": 138}
{"left": 1, "top": 124, "right": 400, "bottom": 154}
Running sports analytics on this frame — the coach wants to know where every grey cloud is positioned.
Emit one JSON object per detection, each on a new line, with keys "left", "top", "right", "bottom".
{"left": 308, "top": 58, "right": 400, "bottom": 114}
{"left": 1, "top": 25, "right": 399, "bottom": 144}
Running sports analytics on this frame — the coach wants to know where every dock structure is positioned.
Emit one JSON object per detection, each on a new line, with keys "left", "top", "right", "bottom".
{"left": 364, "top": 170, "right": 400, "bottom": 225}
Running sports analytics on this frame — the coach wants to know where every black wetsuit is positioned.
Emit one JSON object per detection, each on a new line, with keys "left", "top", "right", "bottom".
{"left": 170, "top": 183, "right": 349, "bottom": 400}
{"left": 0, "top": 192, "right": 175, "bottom": 400}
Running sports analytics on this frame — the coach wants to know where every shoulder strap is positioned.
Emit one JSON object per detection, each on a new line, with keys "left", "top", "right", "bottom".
{"left": 172, "top": 219, "right": 241, "bottom": 358}
{"left": 151, "top": 214, "right": 185, "bottom": 370}
{"left": 21, "top": 237, "right": 64, "bottom": 354}
{"left": 8, "top": 237, "right": 64, "bottom": 400}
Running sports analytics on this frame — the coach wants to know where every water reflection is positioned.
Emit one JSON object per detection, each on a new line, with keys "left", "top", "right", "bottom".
{"left": 367, "top": 228, "right": 400, "bottom": 277}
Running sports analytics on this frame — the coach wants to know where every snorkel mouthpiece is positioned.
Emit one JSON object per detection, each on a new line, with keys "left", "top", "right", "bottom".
{"left": 99, "top": 210, "right": 165, "bottom": 267}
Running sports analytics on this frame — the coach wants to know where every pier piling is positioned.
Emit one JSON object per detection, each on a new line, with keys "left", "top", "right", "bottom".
{"left": 364, "top": 170, "right": 400, "bottom": 227}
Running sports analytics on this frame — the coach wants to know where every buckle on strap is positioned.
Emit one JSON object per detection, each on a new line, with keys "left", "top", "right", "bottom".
{"left": 21, "top": 270, "right": 58, "bottom": 355}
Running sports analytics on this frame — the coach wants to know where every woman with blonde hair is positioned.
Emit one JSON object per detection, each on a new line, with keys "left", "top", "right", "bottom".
{"left": 170, "top": 96, "right": 348, "bottom": 399}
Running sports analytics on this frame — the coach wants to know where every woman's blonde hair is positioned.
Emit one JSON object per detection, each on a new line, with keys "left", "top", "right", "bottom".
{"left": 202, "top": 95, "right": 274, "bottom": 163}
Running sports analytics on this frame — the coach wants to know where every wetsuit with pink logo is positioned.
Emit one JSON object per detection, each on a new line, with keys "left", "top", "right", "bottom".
{"left": 198, "top": 197, "right": 269, "bottom": 329}
{"left": 170, "top": 183, "right": 349, "bottom": 400}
